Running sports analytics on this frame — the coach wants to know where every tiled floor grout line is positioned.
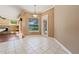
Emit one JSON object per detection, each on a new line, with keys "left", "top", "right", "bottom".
{"left": 0, "top": 35, "right": 69, "bottom": 54}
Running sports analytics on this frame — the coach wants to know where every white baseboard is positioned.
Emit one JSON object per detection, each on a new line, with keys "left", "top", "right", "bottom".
{"left": 48, "top": 37, "right": 72, "bottom": 54}
{"left": 53, "top": 38, "right": 72, "bottom": 54}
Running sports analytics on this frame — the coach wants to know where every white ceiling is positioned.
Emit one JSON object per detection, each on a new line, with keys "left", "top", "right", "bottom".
{"left": 18, "top": 5, "right": 54, "bottom": 14}
{"left": 0, "top": 5, "right": 54, "bottom": 19}
{"left": 0, "top": 5, "right": 21, "bottom": 19}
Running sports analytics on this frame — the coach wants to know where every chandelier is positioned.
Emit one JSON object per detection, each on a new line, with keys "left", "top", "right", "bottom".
{"left": 32, "top": 5, "right": 38, "bottom": 18}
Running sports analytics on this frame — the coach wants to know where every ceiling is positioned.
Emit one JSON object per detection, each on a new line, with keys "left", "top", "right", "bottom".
{"left": 18, "top": 5, "right": 54, "bottom": 14}
{"left": 0, "top": 5, "right": 21, "bottom": 19}
{"left": 0, "top": 5, "right": 54, "bottom": 19}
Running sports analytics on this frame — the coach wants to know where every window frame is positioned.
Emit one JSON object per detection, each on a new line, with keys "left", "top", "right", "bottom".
{"left": 28, "top": 18, "right": 40, "bottom": 32}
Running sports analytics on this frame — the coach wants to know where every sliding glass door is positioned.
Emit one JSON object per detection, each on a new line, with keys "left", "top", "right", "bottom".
{"left": 41, "top": 15, "right": 48, "bottom": 36}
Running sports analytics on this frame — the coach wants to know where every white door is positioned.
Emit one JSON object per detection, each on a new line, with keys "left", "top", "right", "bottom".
{"left": 41, "top": 15, "right": 48, "bottom": 36}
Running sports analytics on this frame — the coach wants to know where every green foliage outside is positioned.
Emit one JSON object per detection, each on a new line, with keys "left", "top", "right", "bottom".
{"left": 11, "top": 19, "right": 17, "bottom": 24}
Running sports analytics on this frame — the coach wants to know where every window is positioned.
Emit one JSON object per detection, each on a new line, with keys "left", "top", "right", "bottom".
{"left": 10, "top": 19, "right": 17, "bottom": 24}
{"left": 28, "top": 18, "right": 39, "bottom": 32}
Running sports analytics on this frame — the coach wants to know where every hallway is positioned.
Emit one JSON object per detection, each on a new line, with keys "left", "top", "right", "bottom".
{"left": 0, "top": 35, "right": 69, "bottom": 54}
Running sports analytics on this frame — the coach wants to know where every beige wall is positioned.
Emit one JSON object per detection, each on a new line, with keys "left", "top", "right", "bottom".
{"left": 20, "top": 11, "right": 41, "bottom": 37}
{"left": 41, "top": 8, "right": 54, "bottom": 37}
{"left": 54, "top": 5, "right": 79, "bottom": 53}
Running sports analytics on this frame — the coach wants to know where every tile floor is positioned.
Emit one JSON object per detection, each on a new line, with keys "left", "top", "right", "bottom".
{"left": 0, "top": 35, "right": 69, "bottom": 54}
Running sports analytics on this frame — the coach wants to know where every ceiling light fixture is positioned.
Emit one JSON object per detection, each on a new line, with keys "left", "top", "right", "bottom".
{"left": 33, "top": 5, "right": 38, "bottom": 18}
